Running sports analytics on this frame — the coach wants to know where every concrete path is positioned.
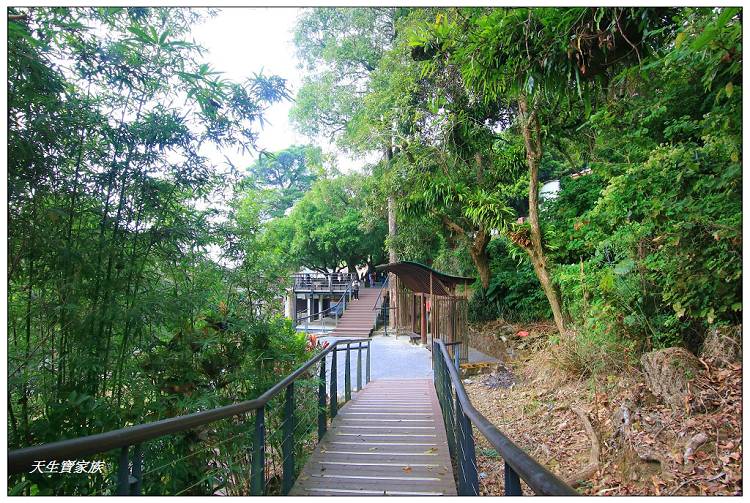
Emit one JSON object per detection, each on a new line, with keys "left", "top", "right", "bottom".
{"left": 320, "top": 335, "right": 434, "bottom": 397}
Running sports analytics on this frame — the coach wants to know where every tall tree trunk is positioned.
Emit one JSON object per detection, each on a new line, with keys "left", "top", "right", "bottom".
{"left": 470, "top": 229, "right": 491, "bottom": 289}
{"left": 387, "top": 195, "right": 397, "bottom": 263}
{"left": 385, "top": 144, "right": 397, "bottom": 263}
{"left": 385, "top": 145, "right": 398, "bottom": 329}
{"left": 519, "top": 94, "right": 567, "bottom": 336}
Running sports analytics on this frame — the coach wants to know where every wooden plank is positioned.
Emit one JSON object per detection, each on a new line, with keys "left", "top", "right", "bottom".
{"left": 290, "top": 378, "right": 456, "bottom": 496}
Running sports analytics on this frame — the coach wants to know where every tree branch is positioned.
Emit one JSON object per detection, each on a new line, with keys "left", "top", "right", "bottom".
{"left": 441, "top": 216, "right": 467, "bottom": 237}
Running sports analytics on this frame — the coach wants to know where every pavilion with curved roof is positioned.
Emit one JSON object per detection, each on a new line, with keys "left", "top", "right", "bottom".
{"left": 376, "top": 261, "right": 473, "bottom": 360}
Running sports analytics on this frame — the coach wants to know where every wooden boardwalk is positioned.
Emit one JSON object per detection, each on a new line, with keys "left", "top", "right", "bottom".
{"left": 290, "top": 379, "right": 457, "bottom": 496}
{"left": 328, "top": 287, "right": 382, "bottom": 338}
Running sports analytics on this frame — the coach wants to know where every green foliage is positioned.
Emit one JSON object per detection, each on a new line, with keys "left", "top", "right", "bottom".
{"left": 245, "top": 145, "right": 324, "bottom": 218}
{"left": 271, "top": 174, "right": 387, "bottom": 272}
{"left": 393, "top": 6, "right": 741, "bottom": 361}
{"left": 6, "top": 7, "right": 316, "bottom": 495}
{"left": 542, "top": 173, "right": 607, "bottom": 263}
{"left": 290, "top": 8, "right": 398, "bottom": 146}
{"left": 543, "top": 7, "right": 742, "bottom": 355}
{"left": 468, "top": 238, "right": 551, "bottom": 323}
{"left": 290, "top": 7, "right": 741, "bottom": 361}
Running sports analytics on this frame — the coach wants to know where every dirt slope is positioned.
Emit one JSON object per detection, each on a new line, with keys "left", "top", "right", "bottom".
{"left": 464, "top": 320, "right": 742, "bottom": 496}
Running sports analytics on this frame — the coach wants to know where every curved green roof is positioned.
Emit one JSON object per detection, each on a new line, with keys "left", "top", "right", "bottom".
{"left": 375, "top": 261, "right": 474, "bottom": 296}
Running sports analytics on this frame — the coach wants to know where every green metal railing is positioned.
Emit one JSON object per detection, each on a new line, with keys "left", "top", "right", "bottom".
{"left": 432, "top": 339, "right": 576, "bottom": 496}
{"left": 8, "top": 339, "right": 371, "bottom": 496}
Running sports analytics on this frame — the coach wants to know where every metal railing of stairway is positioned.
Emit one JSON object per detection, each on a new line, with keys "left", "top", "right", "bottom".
{"left": 291, "top": 272, "right": 355, "bottom": 291}
{"left": 295, "top": 283, "right": 352, "bottom": 333}
{"left": 8, "top": 339, "right": 371, "bottom": 496}
{"left": 432, "top": 339, "right": 577, "bottom": 496}
{"left": 371, "top": 275, "right": 395, "bottom": 334}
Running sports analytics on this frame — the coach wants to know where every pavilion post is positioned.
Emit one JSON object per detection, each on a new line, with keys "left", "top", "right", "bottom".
{"left": 429, "top": 272, "right": 433, "bottom": 345}
{"left": 420, "top": 293, "right": 427, "bottom": 345}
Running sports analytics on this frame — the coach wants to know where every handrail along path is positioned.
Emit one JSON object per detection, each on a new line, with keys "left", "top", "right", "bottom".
{"left": 8, "top": 338, "right": 372, "bottom": 496}
{"left": 432, "top": 339, "right": 577, "bottom": 496}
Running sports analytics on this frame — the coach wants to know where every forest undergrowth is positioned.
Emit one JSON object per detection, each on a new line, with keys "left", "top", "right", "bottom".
{"left": 465, "top": 320, "right": 742, "bottom": 496}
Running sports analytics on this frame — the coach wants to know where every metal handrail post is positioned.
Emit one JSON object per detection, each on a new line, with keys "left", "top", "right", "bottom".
{"left": 457, "top": 397, "right": 479, "bottom": 495}
{"left": 366, "top": 341, "right": 371, "bottom": 384}
{"left": 446, "top": 391, "right": 457, "bottom": 465}
{"left": 383, "top": 300, "right": 388, "bottom": 337}
{"left": 330, "top": 352, "right": 338, "bottom": 418}
{"left": 282, "top": 383, "right": 295, "bottom": 495}
{"left": 455, "top": 391, "right": 466, "bottom": 495}
{"left": 357, "top": 342, "right": 362, "bottom": 391}
{"left": 505, "top": 461, "right": 523, "bottom": 496}
{"left": 345, "top": 344, "right": 352, "bottom": 401}
{"left": 432, "top": 341, "right": 441, "bottom": 410}
{"left": 318, "top": 359, "right": 327, "bottom": 441}
{"left": 116, "top": 445, "right": 129, "bottom": 495}
{"left": 131, "top": 444, "right": 142, "bottom": 495}
{"left": 251, "top": 406, "right": 265, "bottom": 495}
{"left": 443, "top": 358, "right": 456, "bottom": 461}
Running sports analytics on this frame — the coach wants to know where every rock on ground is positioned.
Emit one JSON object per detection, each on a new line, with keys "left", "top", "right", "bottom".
{"left": 640, "top": 347, "right": 705, "bottom": 412}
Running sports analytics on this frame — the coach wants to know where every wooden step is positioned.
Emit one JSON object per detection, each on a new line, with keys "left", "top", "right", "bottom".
{"left": 290, "top": 379, "right": 456, "bottom": 496}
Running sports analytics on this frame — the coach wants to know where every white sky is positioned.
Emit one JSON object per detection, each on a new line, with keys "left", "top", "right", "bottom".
{"left": 190, "top": 7, "right": 374, "bottom": 173}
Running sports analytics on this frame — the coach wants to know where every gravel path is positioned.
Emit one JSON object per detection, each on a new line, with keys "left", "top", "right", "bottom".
{"left": 320, "top": 334, "right": 433, "bottom": 397}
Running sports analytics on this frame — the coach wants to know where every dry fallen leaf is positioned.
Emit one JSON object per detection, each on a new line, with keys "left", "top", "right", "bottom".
{"left": 402, "top": 466, "right": 412, "bottom": 473}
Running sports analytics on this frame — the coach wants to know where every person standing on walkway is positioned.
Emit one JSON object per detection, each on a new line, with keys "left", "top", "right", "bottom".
{"left": 352, "top": 278, "right": 360, "bottom": 300}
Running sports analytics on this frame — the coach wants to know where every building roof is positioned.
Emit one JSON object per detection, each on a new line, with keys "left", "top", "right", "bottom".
{"left": 375, "top": 261, "right": 474, "bottom": 297}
